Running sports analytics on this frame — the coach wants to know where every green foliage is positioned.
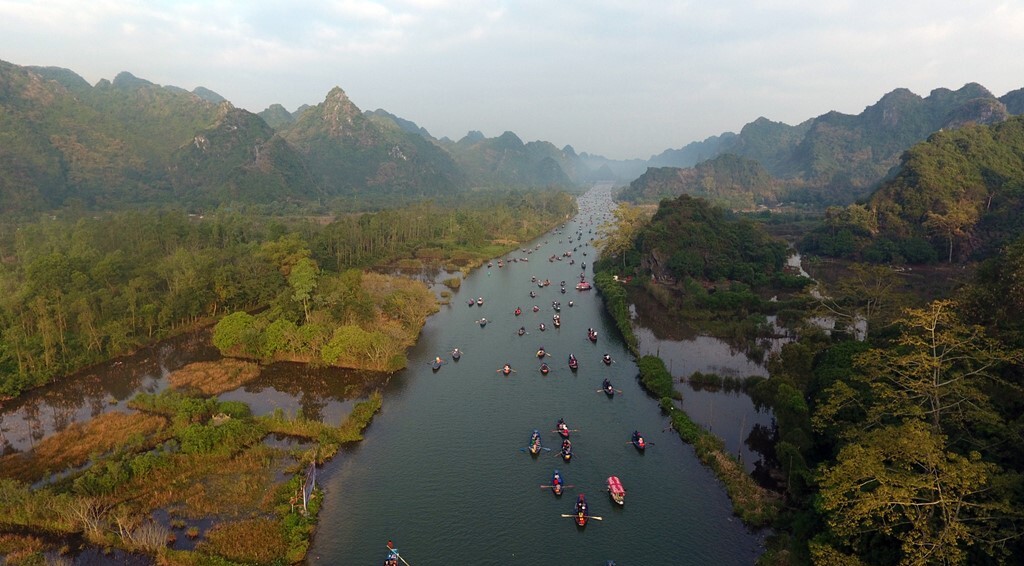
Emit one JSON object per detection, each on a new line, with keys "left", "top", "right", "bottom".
{"left": 803, "top": 116, "right": 1024, "bottom": 263}
{"left": 618, "top": 154, "right": 779, "bottom": 208}
{"left": 631, "top": 195, "right": 789, "bottom": 286}
{"left": 636, "top": 355, "right": 678, "bottom": 399}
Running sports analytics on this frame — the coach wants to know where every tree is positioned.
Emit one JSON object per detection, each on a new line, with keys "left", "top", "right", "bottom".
{"left": 923, "top": 199, "right": 978, "bottom": 263}
{"left": 815, "top": 263, "right": 907, "bottom": 340}
{"left": 818, "top": 420, "right": 1004, "bottom": 565}
{"left": 854, "top": 299, "right": 1018, "bottom": 437}
{"left": 596, "top": 203, "right": 649, "bottom": 270}
{"left": 288, "top": 257, "right": 319, "bottom": 324}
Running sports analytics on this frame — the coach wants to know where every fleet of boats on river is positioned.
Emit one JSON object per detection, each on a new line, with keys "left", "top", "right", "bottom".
{"left": 388, "top": 197, "right": 647, "bottom": 563}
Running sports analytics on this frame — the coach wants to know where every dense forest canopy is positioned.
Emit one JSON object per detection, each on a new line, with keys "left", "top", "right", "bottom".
{"left": 0, "top": 190, "right": 575, "bottom": 399}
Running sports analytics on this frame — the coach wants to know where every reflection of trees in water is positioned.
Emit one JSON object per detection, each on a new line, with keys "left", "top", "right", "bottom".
{"left": 243, "top": 363, "right": 388, "bottom": 422}
{"left": 746, "top": 422, "right": 780, "bottom": 490}
{"left": 630, "top": 289, "right": 777, "bottom": 366}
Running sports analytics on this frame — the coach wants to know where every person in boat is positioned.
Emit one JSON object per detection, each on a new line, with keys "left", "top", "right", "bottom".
{"left": 533, "top": 305, "right": 540, "bottom": 312}
{"left": 500, "top": 364, "right": 513, "bottom": 374}
{"left": 514, "top": 306, "right": 521, "bottom": 316}
{"left": 568, "top": 301, "right": 574, "bottom": 307}
{"left": 529, "top": 290, "right": 536, "bottom": 298}
{"left": 603, "top": 354, "right": 612, "bottom": 364}
{"left": 603, "top": 378, "right": 612, "bottom": 389}
{"left": 518, "top": 326, "right": 526, "bottom": 336}
{"left": 452, "top": 348, "right": 461, "bottom": 359}
{"left": 539, "top": 323, "right": 546, "bottom": 331}
{"left": 540, "top": 362, "right": 550, "bottom": 374}
{"left": 436, "top": 356, "right": 443, "bottom": 364}
{"left": 537, "top": 348, "right": 546, "bottom": 357}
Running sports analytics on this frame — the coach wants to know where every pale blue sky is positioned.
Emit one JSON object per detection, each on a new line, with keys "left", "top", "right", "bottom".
{"left": 2, "top": 0, "right": 1022, "bottom": 159}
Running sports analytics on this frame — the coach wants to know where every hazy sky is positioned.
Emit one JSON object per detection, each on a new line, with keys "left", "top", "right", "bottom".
{"left": 2, "top": 1, "right": 1022, "bottom": 159}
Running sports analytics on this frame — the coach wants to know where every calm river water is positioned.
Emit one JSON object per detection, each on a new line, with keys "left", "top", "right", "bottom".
{"left": 308, "top": 184, "right": 766, "bottom": 565}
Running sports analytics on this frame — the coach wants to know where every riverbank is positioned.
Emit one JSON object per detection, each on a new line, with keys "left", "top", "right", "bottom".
{"left": 595, "top": 274, "right": 782, "bottom": 529}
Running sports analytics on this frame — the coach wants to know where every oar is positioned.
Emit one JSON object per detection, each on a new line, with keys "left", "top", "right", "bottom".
{"left": 540, "top": 484, "right": 575, "bottom": 488}
{"left": 626, "top": 441, "right": 654, "bottom": 446}
{"left": 560, "top": 514, "right": 603, "bottom": 520}
{"left": 385, "top": 547, "right": 412, "bottom": 566}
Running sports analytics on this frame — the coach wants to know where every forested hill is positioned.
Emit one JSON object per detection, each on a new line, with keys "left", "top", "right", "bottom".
{"left": 617, "top": 154, "right": 779, "bottom": 209}
{"left": 649, "top": 83, "right": 1019, "bottom": 205}
{"left": 0, "top": 61, "right": 577, "bottom": 215}
{"left": 629, "top": 194, "right": 789, "bottom": 287}
{"left": 799, "top": 115, "right": 1024, "bottom": 264}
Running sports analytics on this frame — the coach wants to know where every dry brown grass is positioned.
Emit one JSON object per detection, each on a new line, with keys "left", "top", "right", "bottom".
{"left": 198, "top": 517, "right": 288, "bottom": 565}
{"left": 0, "top": 533, "right": 47, "bottom": 565}
{"left": 167, "top": 359, "right": 261, "bottom": 395}
{"left": 0, "top": 412, "right": 167, "bottom": 483}
{"left": 120, "top": 446, "right": 281, "bottom": 518}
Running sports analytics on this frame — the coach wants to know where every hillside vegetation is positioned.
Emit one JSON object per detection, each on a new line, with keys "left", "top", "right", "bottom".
{"left": 800, "top": 115, "right": 1024, "bottom": 263}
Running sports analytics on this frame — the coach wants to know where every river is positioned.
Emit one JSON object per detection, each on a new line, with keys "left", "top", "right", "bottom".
{"left": 308, "top": 184, "right": 766, "bottom": 565}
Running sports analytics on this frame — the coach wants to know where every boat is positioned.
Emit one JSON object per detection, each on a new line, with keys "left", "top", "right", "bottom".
{"left": 384, "top": 548, "right": 400, "bottom": 566}
{"left": 467, "top": 299, "right": 475, "bottom": 307}
{"left": 537, "top": 348, "right": 547, "bottom": 358}
{"left": 540, "top": 363, "right": 550, "bottom": 375}
{"left": 529, "top": 430, "right": 543, "bottom": 455}
{"left": 431, "top": 357, "right": 444, "bottom": 371}
{"left": 602, "top": 379, "right": 615, "bottom": 397}
{"left": 451, "top": 348, "right": 461, "bottom": 361}
{"left": 477, "top": 297, "right": 484, "bottom": 305}
{"left": 514, "top": 307, "right": 522, "bottom": 316}
{"left": 529, "top": 291, "right": 537, "bottom": 298}
{"left": 556, "top": 418, "right": 570, "bottom": 438}
{"left": 568, "top": 354, "right": 579, "bottom": 371}
{"left": 560, "top": 439, "right": 573, "bottom": 462}
{"left": 533, "top": 305, "right": 540, "bottom": 312}
{"left": 477, "top": 318, "right": 488, "bottom": 327}
{"left": 574, "top": 494, "right": 589, "bottom": 527}
{"left": 517, "top": 327, "right": 526, "bottom": 336}
{"left": 576, "top": 281, "right": 592, "bottom": 290}
{"left": 607, "top": 476, "right": 625, "bottom": 506}
{"left": 588, "top": 328, "right": 598, "bottom": 343}
{"left": 553, "top": 317, "right": 561, "bottom": 328}
{"left": 538, "top": 323, "right": 546, "bottom": 331}
{"left": 501, "top": 364, "right": 513, "bottom": 376}
{"left": 603, "top": 354, "right": 612, "bottom": 365}
{"left": 551, "top": 469, "right": 565, "bottom": 496}
{"left": 631, "top": 430, "right": 646, "bottom": 452}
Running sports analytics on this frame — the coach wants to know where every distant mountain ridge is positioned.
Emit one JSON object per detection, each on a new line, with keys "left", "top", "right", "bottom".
{"left": 644, "top": 83, "right": 1019, "bottom": 206}
{"left": 2, "top": 58, "right": 1022, "bottom": 214}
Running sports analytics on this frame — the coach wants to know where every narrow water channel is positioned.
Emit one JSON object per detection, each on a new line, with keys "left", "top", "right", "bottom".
{"left": 309, "top": 185, "right": 766, "bottom": 564}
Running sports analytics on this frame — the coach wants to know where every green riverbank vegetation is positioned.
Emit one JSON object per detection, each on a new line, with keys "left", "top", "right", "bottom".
{"left": 0, "top": 385, "right": 383, "bottom": 564}
{"left": 0, "top": 189, "right": 575, "bottom": 400}
{"left": 598, "top": 191, "right": 1024, "bottom": 564}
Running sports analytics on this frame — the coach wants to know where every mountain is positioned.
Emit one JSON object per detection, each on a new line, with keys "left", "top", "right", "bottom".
{"left": 258, "top": 103, "right": 295, "bottom": 130}
{"left": 618, "top": 154, "right": 779, "bottom": 208}
{"left": 438, "top": 130, "right": 573, "bottom": 188}
{"left": 366, "top": 109, "right": 433, "bottom": 138}
{"left": 276, "top": 86, "right": 467, "bottom": 203}
{"left": 648, "top": 84, "right": 1015, "bottom": 206}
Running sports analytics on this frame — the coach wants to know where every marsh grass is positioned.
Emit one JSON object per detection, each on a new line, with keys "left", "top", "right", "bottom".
{"left": 0, "top": 533, "right": 47, "bottom": 565}
{"left": 0, "top": 412, "right": 168, "bottom": 483}
{"left": 198, "top": 517, "right": 288, "bottom": 565}
{"left": 167, "top": 359, "right": 260, "bottom": 395}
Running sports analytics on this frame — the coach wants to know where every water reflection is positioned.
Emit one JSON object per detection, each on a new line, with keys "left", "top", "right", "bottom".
{"left": 219, "top": 363, "right": 388, "bottom": 422}
{"left": 0, "top": 330, "right": 211, "bottom": 454}
{"left": 627, "top": 288, "right": 780, "bottom": 475}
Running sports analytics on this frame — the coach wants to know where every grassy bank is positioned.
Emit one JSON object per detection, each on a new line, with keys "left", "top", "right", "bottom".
{"left": 599, "top": 276, "right": 781, "bottom": 529}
